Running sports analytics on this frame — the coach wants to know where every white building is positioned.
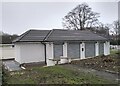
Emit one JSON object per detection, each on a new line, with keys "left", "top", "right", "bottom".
{"left": 13, "top": 29, "right": 110, "bottom": 66}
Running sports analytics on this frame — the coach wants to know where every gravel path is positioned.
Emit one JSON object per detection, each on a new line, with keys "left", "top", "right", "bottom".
{"left": 62, "top": 64, "right": 119, "bottom": 82}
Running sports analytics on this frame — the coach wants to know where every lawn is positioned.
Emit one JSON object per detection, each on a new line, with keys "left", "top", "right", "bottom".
{"left": 110, "top": 49, "right": 119, "bottom": 55}
{"left": 2, "top": 64, "right": 117, "bottom": 85}
{"left": 0, "top": 71, "right": 1, "bottom": 85}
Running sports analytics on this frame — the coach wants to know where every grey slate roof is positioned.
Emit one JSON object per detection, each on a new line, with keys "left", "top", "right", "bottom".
{"left": 13, "top": 30, "right": 50, "bottom": 42}
{"left": 46, "top": 29, "right": 107, "bottom": 41}
{"left": 13, "top": 29, "right": 108, "bottom": 43}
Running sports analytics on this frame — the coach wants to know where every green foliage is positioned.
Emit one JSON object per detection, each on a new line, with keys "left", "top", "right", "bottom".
{"left": 110, "top": 49, "right": 118, "bottom": 54}
{"left": 0, "top": 34, "right": 18, "bottom": 44}
{"left": 2, "top": 65, "right": 8, "bottom": 86}
{"left": 110, "top": 40, "right": 120, "bottom": 45}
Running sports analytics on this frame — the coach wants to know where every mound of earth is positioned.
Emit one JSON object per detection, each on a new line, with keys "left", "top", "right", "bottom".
{"left": 71, "top": 52, "right": 120, "bottom": 73}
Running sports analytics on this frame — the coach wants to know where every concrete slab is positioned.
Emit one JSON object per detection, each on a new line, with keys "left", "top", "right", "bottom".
{"left": 3, "top": 60, "right": 21, "bottom": 71}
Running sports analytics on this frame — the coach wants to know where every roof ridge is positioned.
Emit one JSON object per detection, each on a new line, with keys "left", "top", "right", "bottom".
{"left": 19, "top": 30, "right": 31, "bottom": 40}
{"left": 43, "top": 30, "right": 53, "bottom": 41}
{"left": 89, "top": 30, "right": 108, "bottom": 39}
{"left": 29, "top": 29, "right": 50, "bottom": 31}
{"left": 53, "top": 29, "right": 68, "bottom": 31}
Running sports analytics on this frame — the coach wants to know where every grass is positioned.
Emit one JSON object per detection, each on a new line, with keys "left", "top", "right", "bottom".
{"left": 2, "top": 49, "right": 119, "bottom": 85}
{"left": 110, "top": 49, "right": 120, "bottom": 55}
{"left": 0, "top": 61, "right": 2, "bottom": 86}
{"left": 3, "top": 65, "right": 117, "bottom": 84}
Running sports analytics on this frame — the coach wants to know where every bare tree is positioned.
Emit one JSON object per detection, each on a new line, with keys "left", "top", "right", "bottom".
{"left": 112, "top": 20, "right": 120, "bottom": 35}
{"left": 91, "top": 22, "right": 110, "bottom": 38}
{"left": 62, "top": 3, "right": 100, "bottom": 30}
{"left": 110, "top": 20, "right": 120, "bottom": 42}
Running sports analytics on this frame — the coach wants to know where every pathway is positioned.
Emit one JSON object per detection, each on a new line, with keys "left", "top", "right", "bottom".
{"left": 3, "top": 60, "right": 21, "bottom": 71}
{"left": 62, "top": 64, "right": 119, "bottom": 82}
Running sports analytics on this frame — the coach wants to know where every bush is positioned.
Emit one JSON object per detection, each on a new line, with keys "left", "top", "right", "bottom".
{"left": 2, "top": 66, "right": 8, "bottom": 86}
{"left": 110, "top": 40, "right": 120, "bottom": 45}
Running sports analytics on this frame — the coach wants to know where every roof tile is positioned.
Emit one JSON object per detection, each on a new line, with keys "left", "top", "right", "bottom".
{"left": 13, "top": 29, "right": 108, "bottom": 43}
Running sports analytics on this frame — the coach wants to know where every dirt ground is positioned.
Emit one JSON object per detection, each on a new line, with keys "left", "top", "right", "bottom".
{"left": 71, "top": 53, "right": 120, "bottom": 73}
{"left": 70, "top": 50, "right": 120, "bottom": 84}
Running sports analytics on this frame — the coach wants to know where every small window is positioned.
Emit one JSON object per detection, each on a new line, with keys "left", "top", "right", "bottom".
{"left": 82, "top": 48, "right": 84, "bottom": 51}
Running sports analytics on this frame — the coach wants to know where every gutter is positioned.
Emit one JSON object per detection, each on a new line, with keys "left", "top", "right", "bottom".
{"left": 44, "top": 43, "right": 47, "bottom": 64}
{"left": 41, "top": 30, "right": 53, "bottom": 64}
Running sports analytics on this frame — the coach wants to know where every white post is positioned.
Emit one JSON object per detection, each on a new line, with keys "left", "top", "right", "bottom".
{"left": 46, "top": 42, "right": 54, "bottom": 59}
{"left": 63, "top": 42, "right": 67, "bottom": 57}
{"left": 107, "top": 41, "right": 110, "bottom": 55}
{"left": 80, "top": 42, "right": 85, "bottom": 59}
{"left": 105, "top": 41, "right": 110, "bottom": 55}
{"left": 95, "top": 42, "right": 99, "bottom": 56}
{"left": 104, "top": 42, "right": 106, "bottom": 55}
{"left": 61, "top": 42, "right": 69, "bottom": 64}
{"left": 46, "top": 42, "right": 55, "bottom": 66}
{"left": 104, "top": 41, "right": 110, "bottom": 55}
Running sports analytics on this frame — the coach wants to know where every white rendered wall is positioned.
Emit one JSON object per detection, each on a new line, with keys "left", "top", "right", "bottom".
{"left": 95, "top": 42, "right": 99, "bottom": 56}
{"left": 15, "top": 43, "right": 45, "bottom": 64}
{"left": 15, "top": 44, "right": 21, "bottom": 63}
{"left": 63, "top": 42, "right": 67, "bottom": 57}
{"left": 80, "top": 42, "right": 85, "bottom": 59}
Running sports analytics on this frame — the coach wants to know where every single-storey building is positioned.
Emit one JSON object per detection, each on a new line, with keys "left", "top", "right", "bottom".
{"left": 13, "top": 29, "right": 110, "bottom": 66}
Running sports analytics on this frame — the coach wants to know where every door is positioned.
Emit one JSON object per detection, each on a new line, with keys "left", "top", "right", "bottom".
{"left": 99, "top": 42, "right": 104, "bottom": 55}
{"left": 67, "top": 43, "right": 80, "bottom": 59}
{"left": 85, "top": 42, "right": 95, "bottom": 57}
{"left": 54, "top": 44, "right": 63, "bottom": 59}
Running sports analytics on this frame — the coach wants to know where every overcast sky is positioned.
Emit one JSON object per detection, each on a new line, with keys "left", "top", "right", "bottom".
{"left": 1, "top": 1, "right": 119, "bottom": 35}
